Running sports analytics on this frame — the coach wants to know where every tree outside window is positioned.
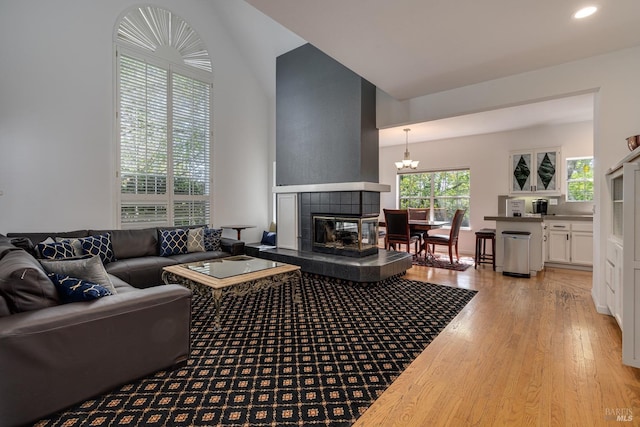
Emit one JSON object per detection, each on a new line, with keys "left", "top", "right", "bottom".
{"left": 398, "top": 169, "right": 470, "bottom": 227}
{"left": 566, "top": 157, "right": 594, "bottom": 202}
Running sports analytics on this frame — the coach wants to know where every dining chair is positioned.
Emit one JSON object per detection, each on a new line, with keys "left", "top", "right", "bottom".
{"left": 383, "top": 209, "right": 420, "bottom": 254}
{"left": 423, "top": 208, "right": 466, "bottom": 264}
{"left": 407, "top": 208, "right": 429, "bottom": 254}
{"left": 408, "top": 208, "right": 429, "bottom": 221}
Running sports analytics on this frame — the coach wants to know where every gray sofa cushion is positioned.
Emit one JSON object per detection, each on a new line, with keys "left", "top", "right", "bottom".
{"left": 90, "top": 228, "right": 158, "bottom": 260}
{"left": 105, "top": 256, "right": 178, "bottom": 289}
{"left": 0, "top": 250, "right": 59, "bottom": 313}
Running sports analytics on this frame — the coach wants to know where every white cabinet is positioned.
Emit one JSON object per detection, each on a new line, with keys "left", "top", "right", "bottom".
{"left": 605, "top": 238, "right": 623, "bottom": 328}
{"left": 622, "top": 161, "right": 640, "bottom": 367}
{"left": 547, "top": 223, "right": 570, "bottom": 263}
{"left": 570, "top": 223, "right": 594, "bottom": 266}
{"left": 605, "top": 150, "right": 640, "bottom": 368}
{"left": 544, "top": 220, "right": 593, "bottom": 266}
{"left": 509, "top": 148, "right": 561, "bottom": 195}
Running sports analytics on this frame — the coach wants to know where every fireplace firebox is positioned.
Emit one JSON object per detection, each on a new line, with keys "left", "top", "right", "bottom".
{"left": 313, "top": 214, "right": 379, "bottom": 257}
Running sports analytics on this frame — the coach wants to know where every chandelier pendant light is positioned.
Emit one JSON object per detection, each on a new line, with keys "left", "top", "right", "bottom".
{"left": 395, "top": 128, "right": 419, "bottom": 170}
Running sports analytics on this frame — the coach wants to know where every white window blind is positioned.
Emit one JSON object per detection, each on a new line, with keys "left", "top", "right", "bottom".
{"left": 172, "top": 73, "right": 211, "bottom": 226}
{"left": 118, "top": 53, "right": 211, "bottom": 227}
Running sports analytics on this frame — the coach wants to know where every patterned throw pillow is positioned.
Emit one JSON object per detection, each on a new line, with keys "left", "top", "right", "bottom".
{"left": 36, "top": 241, "right": 76, "bottom": 260}
{"left": 47, "top": 272, "right": 112, "bottom": 303}
{"left": 187, "top": 227, "right": 205, "bottom": 253}
{"left": 203, "top": 227, "right": 222, "bottom": 252}
{"left": 80, "top": 233, "right": 115, "bottom": 264}
{"left": 55, "top": 237, "right": 84, "bottom": 257}
{"left": 159, "top": 229, "right": 188, "bottom": 256}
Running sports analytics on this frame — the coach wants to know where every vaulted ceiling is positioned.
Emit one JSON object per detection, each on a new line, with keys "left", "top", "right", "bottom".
{"left": 236, "top": 1, "right": 640, "bottom": 144}
{"left": 246, "top": 0, "right": 640, "bottom": 100}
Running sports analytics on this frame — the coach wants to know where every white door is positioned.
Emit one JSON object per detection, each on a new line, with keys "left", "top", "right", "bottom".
{"left": 276, "top": 193, "right": 298, "bottom": 250}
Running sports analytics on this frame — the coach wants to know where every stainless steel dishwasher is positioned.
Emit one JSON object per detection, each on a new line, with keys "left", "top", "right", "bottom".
{"left": 502, "top": 231, "right": 531, "bottom": 278}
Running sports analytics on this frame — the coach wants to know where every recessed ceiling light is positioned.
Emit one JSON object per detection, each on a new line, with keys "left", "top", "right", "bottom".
{"left": 574, "top": 6, "right": 598, "bottom": 19}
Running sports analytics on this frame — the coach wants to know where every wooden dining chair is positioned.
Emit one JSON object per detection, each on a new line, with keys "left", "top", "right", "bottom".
{"left": 408, "top": 208, "right": 429, "bottom": 221}
{"left": 407, "top": 208, "right": 429, "bottom": 254}
{"left": 383, "top": 209, "right": 420, "bottom": 254}
{"left": 423, "top": 208, "right": 466, "bottom": 264}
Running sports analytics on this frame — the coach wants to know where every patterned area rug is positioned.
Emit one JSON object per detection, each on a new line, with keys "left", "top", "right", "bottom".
{"left": 35, "top": 274, "right": 477, "bottom": 427}
{"left": 412, "top": 254, "right": 473, "bottom": 271}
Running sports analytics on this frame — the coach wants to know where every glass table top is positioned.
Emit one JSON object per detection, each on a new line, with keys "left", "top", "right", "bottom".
{"left": 180, "top": 255, "right": 284, "bottom": 279}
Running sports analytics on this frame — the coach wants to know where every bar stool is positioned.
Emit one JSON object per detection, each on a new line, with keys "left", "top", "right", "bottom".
{"left": 475, "top": 228, "right": 496, "bottom": 270}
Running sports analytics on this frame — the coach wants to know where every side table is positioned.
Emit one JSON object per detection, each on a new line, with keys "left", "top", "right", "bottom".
{"left": 220, "top": 224, "right": 256, "bottom": 240}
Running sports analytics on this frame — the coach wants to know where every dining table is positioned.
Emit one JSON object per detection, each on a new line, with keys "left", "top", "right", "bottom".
{"left": 408, "top": 220, "right": 449, "bottom": 258}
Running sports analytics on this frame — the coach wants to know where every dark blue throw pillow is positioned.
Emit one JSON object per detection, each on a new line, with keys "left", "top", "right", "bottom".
{"left": 80, "top": 233, "right": 115, "bottom": 264}
{"left": 47, "top": 272, "right": 112, "bottom": 303}
{"left": 261, "top": 231, "right": 276, "bottom": 246}
{"left": 203, "top": 227, "right": 222, "bottom": 251}
{"left": 37, "top": 241, "right": 76, "bottom": 260}
{"left": 159, "top": 229, "right": 188, "bottom": 256}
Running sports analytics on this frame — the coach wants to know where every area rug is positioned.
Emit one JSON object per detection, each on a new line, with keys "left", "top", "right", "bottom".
{"left": 412, "top": 254, "right": 473, "bottom": 271}
{"left": 35, "top": 274, "right": 477, "bottom": 427}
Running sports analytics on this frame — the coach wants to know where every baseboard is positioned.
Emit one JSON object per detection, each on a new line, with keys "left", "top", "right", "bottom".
{"left": 544, "top": 262, "right": 592, "bottom": 272}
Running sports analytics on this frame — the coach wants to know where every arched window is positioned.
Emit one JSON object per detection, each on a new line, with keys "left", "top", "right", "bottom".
{"left": 115, "top": 6, "right": 213, "bottom": 228}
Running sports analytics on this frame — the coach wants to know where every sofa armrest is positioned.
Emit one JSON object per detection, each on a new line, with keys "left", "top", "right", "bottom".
{"left": 0, "top": 285, "right": 192, "bottom": 426}
{"left": 221, "top": 237, "right": 245, "bottom": 256}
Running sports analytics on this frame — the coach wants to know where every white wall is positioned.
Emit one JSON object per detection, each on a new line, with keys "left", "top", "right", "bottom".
{"left": 379, "top": 121, "right": 593, "bottom": 256}
{"left": 378, "top": 46, "right": 640, "bottom": 314}
{"left": 0, "top": 0, "right": 271, "bottom": 243}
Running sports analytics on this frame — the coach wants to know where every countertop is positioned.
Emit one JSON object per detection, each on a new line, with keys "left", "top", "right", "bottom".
{"left": 484, "top": 215, "right": 543, "bottom": 222}
{"left": 484, "top": 214, "right": 593, "bottom": 222}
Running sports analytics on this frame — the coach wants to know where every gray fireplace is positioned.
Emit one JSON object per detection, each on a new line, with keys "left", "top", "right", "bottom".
{"left": 253, "top": 43, "right": 412, "bottom": 281}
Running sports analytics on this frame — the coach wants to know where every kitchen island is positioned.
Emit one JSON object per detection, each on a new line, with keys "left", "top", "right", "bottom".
{"left": 484, "top": 215, "right": 545, "bottom": 276}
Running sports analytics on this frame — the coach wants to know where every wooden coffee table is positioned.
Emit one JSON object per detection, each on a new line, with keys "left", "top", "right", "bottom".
{"left": 162, "top": 255, "right": 301, "bottom": 329}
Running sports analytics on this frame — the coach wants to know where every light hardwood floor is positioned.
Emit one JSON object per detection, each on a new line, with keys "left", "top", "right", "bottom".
{"left": 353, "top": 257, "right": 640, "bottom": 426}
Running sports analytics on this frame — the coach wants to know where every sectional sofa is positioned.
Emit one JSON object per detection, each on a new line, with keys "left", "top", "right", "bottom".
{"left": 7, "top": 226, "right": 245, "bottom": 288}
{"left": 0, "top": 226, "right": 244, "bottom": 426}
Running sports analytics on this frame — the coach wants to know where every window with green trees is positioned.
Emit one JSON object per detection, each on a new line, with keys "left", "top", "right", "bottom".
{"left": 398, "top": 169, "right": 470, "bottom": 227}
{"left": 566, "top": 157, "right": 594, "bottom": 202}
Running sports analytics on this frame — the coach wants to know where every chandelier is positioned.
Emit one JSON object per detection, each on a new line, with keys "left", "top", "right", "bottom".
{"left": 395, "top": 128, "right": 419, "bottom": 170}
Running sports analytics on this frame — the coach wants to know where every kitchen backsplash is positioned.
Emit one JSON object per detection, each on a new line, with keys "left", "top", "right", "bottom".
{"left": 497, "top": 195, "right": 594, "bottom": 216}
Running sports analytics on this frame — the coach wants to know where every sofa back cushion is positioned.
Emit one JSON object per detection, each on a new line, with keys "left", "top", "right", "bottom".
{"left": 0, "top": 250, "right": 59, "bottom": 313}
{"left": 89, "top": 229, "right": 158, "bottom": 260}
{"left": 6, "top": 230, "right": 90, "bottom": 247}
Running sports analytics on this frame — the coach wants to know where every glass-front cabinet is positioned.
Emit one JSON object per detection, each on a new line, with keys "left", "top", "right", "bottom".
{"left": 612, "top": 174, "right": 623, "bottom": 238}
{"left": 509, "top": 148, "right": 561, "bottom": 195}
